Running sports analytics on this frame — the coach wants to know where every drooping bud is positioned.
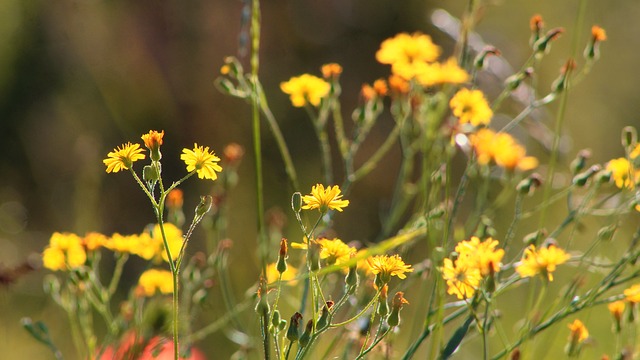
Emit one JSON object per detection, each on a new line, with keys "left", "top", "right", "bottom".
{"left": 388, "top": 292, "right": 409, "bottom": 327}
{"left": 474, "top": 46, "right": 501, "bottom": 70}
{"left": 277, "top": 238, "right": 288, "bottom": 274}
{"left": 299, "top": 319, "right": 314, "bottom": 347}
{"left": 584, "top": 25, "right": 607, "bottom": 61}
{"left": 504, "top": 68, "right": 534, "bottom": 92}
{"left": 517, "top": 173, "right": 543, "bottom": 195}
{"left": 572, "top": 165, "right": 601, "bottom": 187}
{"left": 195, "top": 195, "right": 214, "bottom": 220}
{"left": 534, "top": 27, "right": 564, "bottom": 54}
{"left": 551, "top": 58, "right": 576, "bottom": 95}
{"left": 316, "top": 301, "right": 335, "bottom": 330}
{"left": 570, "top": 149, "right": 592, "bottom": 174}
{"left": 286, "top": 312, "right": 303, "bottom": 342}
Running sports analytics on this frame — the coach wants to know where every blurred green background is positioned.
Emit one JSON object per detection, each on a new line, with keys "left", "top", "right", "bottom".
{"left": 1, "top": 0, "right": 639, "bottom": 358}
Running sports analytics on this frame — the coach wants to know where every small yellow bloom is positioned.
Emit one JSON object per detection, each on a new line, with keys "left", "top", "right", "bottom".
{"left": 367, "top": 254, "right": 414, "bottom": 283}
{"left": 280, "top": 74, "right": 330, "bottom": 107}
{"left": 138, "top": 269, "right": 174, "bottom": 296}
{"left": 265, "top": 262, "right": 298, "bottom": 285}
{"left": 376, "top": 33, "right": 441, "bottom": 80}
{"left": 606, "top": 158, "right": 639, "bottom": 189}
{"left": 455, "top": 236, "right": 505, "bottom": 276}
{"left": 301, "top": 184, "right": 349, "bottom": 213}
{"left": 516, "top": 244, "right": 570, "bottom": 281}
{"left": 416, "top": 58, "right": 469, "bottom": 87}
{"left": 181, "top": 143, "right": 223, "bottom": 180}
{"left": 321, "top": 63, "right": 343, "bottom": 79}
{"left": 567, "top": 319, "right": 589, "bottom": 343}
{"left": 441, "top": 257, "right": 482, "bottom": 299}
{"left": 450, "top": 88, "right": 493, "bottom": 126}
{"left": 608, "top": 300, "right": 625, "bottom": 320}
{"left": 82, "top": 232, "right": 108, "bottom": 251}
{"left": 104, "top": 233, "right": 136, "bottom": 254}
{"left": 316, "top": 238, "right": 356, "bottom": 266}
{"left": 470, "top": 129, "right": 538, "bottom": 171}
{"left": 129, "top": 233, "right": 159, "bottom": 261}
{"left": 141, "top": 130, "right": 164, "bottom": 161}
{"left": 150, "top": 223, "right": 184, "bottom": 262}
{"left": 623, "top": 284, "right": 640, "bottom": 303}
{"left": 42, "top": 232, "right": 87, "bottom": 271}
{"left": 103, "top": 142, "right": 146, "bottom": 173}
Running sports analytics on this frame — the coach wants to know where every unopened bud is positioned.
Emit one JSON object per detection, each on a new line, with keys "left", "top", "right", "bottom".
{"left": 286, "top": 312, "right": 303, "bottom": 342}
{"left": 523, "top": 229, "right": 547, "bottom": 247}
{"left": 597, "top": 224, "right": 617, "bottom": 242}
{"left": 345, "top": 255, "right": 359, "bottom": 293}
{"left": 529, "top": 15, "right": 544, "bottom": 47}
{"left": 143, "top": 164, "right": 161, "bottom": 182}
{"left": 272, "top": 310, "right": 281, "bottom": 328}
{"left": 584, "top": 26, "right": 606, "bottom": 61}
{"left": 299, "top": 320, "right": 313, "bottom": 347}
{"left": 195, "top": 195, "right": 213, "bottom": 219}
{"left": 255, "top": 276, "right": 270, "bottom": 315}
{"left": 572, "top": 165, "right": 601, "bottom": 187}
{"left": 570, "top": 149, "right": 592, "bottom": 174}
{"left": 622, "top": 126, "right": 637, "bottom": 149}
{"left": 277, "top": 238, "right": 288, "bottom": 274}
{"left": 308, "top": 240, "right": 321, "bottom": 272}
{"left": 377, "top": 285, "right": 389, "bottom": 317}
{"left": 291, "top": 192, "right": 302, "bottom": 213}
{"left": 474, "top": 46, "right": 501, "bottom": 69}
{"left": 551, "top": 58, "right": 576, "bottom": 94}
{"left": 388, "top": 292, "right": 409, "bottom": 327}
{"left": 505, "top": 68, "right": 533, "bottom": 92}
{"left": 316, "top": 301, "right": 334, "bottom": 330}
{"left": 534, "top": 27, "right": 564, "bottom": 54}
{"left": 595, "top": 170, "right": 612, "bottom": 184}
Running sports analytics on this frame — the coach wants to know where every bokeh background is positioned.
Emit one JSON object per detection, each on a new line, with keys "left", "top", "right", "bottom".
{"left": 1, "top": 0, "right": 639, "bottom": 358}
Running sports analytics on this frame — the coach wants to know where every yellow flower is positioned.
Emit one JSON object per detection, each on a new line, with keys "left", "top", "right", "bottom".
{"left": 608, "top": 300, "right": 625, "bottom": 320}
{"left": 516, "top": 244, "right": 570, "bottom": 281}
{"left": 470, "top": 129, "right": 538, "bottom": 171}
{"left": 104, "top": 233, "right": 136, "bottom": 254}
{"left": 317, "top": 238, "right": 355, "bottom": 266}
{"left": 301, "top": 184, "right": 349, "bottom": 213}
{"left": 103, "top": 142, "right": 146, "bottom": 173}
{"left": 82, "top": 232, "right": 107, "bottom": 251}
{"left": 441, "top": 258, "right": 482, "bottom": 299}
{"left": 367, "top": 254, "right": 414, "bottom": 283}
{"left": 416, "top": 58, "right": 469, "bottom": 87}
{"left": 624, "top": 284, "right": 640, "bottom": 303}
{"left": 455, "top": 236, "right": 505, "bottom": 276}
{"left": 280, "top": 74, "right": 330, "bottom": 107}
{"left": 450, "top": 88, "right": 493, "bottom": 126}
{"left": 181, "top": 143, "right": 223, "bottom": 180}
{"left": 42, "top": 232, "right": 87, "bottom": 271}
{"left": 606, "top": 158, "right": 639, "bottom": 189}
{"left": 266, "top": 262, "right": 298, "bottom": 285}
{"left": 150, "top": 223, "right": 184, "bottom": 262}
{"left": 321, "top": 63, "right": 343, "bottom": 79}
{"left": 591, "top": 25, "right": 607, "bottom": 42}
{"left": 129, "top": 233, "right": 159, "bottom": 261}
{"left": 141, "top": 130, "right": 164, "bottom": 161}
{"left": 291, "top": 236, "right": 310, "bottom": 250}
{"left": 567, "top": 319, "right": 589, "bottom": 343}
{"left": 138, "top": 269, "right": 174, "bottom": 296}
{"left": 376, "top": 32, "right": 441, "bottom": 80}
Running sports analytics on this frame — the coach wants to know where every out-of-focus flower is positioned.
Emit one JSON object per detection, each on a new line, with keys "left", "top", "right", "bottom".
{"left": 441, "top": 258, "right": 482, "bottom": 299}
{"left": 376, "top": 33, "right": 441, "bottom": 80}
{"left": 265, "top": 262, "right": 298, "bottom": 285}
{"left": 470, "top": 129, "right": 539, "bottom": 171}
{"left": 138, "top": 269, "right": 173, "bottom": 296}
{"left": 42, "top": 232, "right": 87, "bottom": 271}
{"left": 317, "top": 238, "right": 355, "bottom": 266}
{"left": 450, "top": 88, "right": 493, "bottom": 126}
{"left": 280, "top": 74, "right": 330, "bottom": 107}
{"left": 516, "top": 244, "right": 570, "bottom": 281}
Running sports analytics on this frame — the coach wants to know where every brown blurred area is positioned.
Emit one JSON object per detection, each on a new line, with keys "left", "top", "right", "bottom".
{"left": 1, "top": 0, "right": 638, "bottom": 357}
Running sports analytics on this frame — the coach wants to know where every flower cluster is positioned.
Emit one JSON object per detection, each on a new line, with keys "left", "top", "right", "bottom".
{"left": 470, "top": 129, "right": 539, "bottom": 171}
{"left": 441, "top": 237, "right": 505, "bottom": 299}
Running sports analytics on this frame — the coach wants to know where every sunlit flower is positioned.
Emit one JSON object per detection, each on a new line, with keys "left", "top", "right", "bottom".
{"left": 316, "top": 238, "right": 356, "bottom": 266}
{"left": 280, "top": 74, "right": 330, "bottom": 107}
{"left": 516, "top": 244, "right": 570, "bottom": 281}
{"left": 470, "top": 129, "right": 538, "bottom": 171}
{"left": 606, "top": 158, "right": 639, "bottom": 189}
{"left": 291, "top": 236, "right": 310, "bottom": 250}
{"left": 376, "top": 33, "right": 441, "bottom": 80}
{"left": 141, "top": 130, "right": 164, "bottom": 161}
{"left": 367, "top": 254, "right": 414, "bottom": 283}
{"left": 138, "top": 269, "right": 173, "bottom": 296}
{"left": 441, "top": 258, "right": 482, "bottom": 299}
{"left": 450, "top": 88, "right": 493, "bottom": 126}
{"left": 455, "top": 236, "right": 505, "bottom": 276}
{"left": 103, "top": 142, "right": 146, "bottom": 173}
{"left": 321, "top": 63, "right": 343, "bottom": 79}
{"left": 591, "top": 26, "right": 607, "bottom": 42}
{"left": 181, "top": 144, "right": 223, "bottom": 180}
{"left": 266, "top": 262, "right": 298, "bottom": 285}
{"left": 567, "top": 319, "right": 589, "bottom": 343}
{"left": 42, "top": 232, "right": 87, "bottom": 271}
{"left": 301, "top": 184, "right": 349, "bottom": 213}
{"left": 623, "top": 284, "right": 640, "bottom": 303}
{"left": 416, "top": 58, "right": 469, "bottom": 87}
{"left": 608, "top": 300, "right": 625, "bottom": 321}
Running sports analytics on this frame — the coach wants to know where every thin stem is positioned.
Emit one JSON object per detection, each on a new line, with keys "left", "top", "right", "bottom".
{"left": 349, "top": 122, "right": 401, "bottom": 183}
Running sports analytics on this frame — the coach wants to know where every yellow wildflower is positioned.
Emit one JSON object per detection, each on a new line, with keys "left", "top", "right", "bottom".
{"left": 104, "top": 233, "right": 136, "bottom": 254}
{"left": 316, "top": 238, "right": 355, "bottom": 266}
{"left": 301, "top": 184, "right": 349, "bottom": 213}
{"left": 450, "top": 88, "right": 493, "bottom": 126}
{"left": 455, "top": 236, "right": 505, "bottom": 276}
{"left": 441, "top": 258, "right": 482, "bottom": 300}
{"left": 129, "top": 233, "right": 159, "bottom": 261}
{"left": 608, "top": 301, "right": 625, "bottom": 320}
{"left": 150, "top": 223, "right": 184, "bottom": 262}
{"left": 82, "top": 232, "right": 108, "bottom": 251}
{"left": 367, "top": 254, "right": 413, "bottom": 283}
{"left": 606, "top": 158, "right": 639, "bottom": 189}
{"left": 623, "top": 284, "right": 640, "bottom": 303}
{"left": 567, "top": 319, "right": 589, "bottom": 343}
{"left": 103, "top": 142, "right": 146, "bottom": 173}
{"left": 416, "top": 58, "right": 469, "bottom": 87}
{"left": 516, "top": 244, "right": 570, "bottom": 281}
{"left": 470, "top": 129, "right": 538, "bottom": 171}
{"left": 376, "top": 33, "right": 441, "bottom": 80}
{"left": 42, "top": 232, "right": 87, "bottom": 271}
{"left": 321, "top": 63, "right": 343, "bottom": 79}
{"left": 280, "top": 74, "right": 330, "bottom": 107}
{"left": 138, "top": 269, "right": 173, "bottom": 296}
{"left": 265, "top": 262, "right": 298, "bottom": 285}
{"left": 181, "top": 143, "right": 223, "bottom": 181}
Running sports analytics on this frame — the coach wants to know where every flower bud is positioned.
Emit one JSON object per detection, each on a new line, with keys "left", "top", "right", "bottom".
{"left": 570, "top": 149, "right": 592, "bottom": 174}
{"left": 141, "top": 130, "right": 164, "bottom": 162}
{"left": 529, "top": 15, "right": 544, "bottom": 48}
{"left": 534, "top": 27, "right": 564, "bottom": 54}
{"left": 622, "top": 126, "right": 638, "bottom": 149}
{"left": 474, "top": 46, "right": 501, "bottom": 70}
{"left": 195, "top": 195, "right": 213, "bottom": 220}
{"left": 608, "top": 301, "right": 624, "bottom": 333}
{"left": 584, "top": 26, "right": 606, "bottom": 61}
{"left": 316, "top": 301, "right": 334, "bottom": 330}
{"left": 388, "top": 292, "right": 409, "bottom": 327}
{"left": 299, "top": 320, "right": 314, "bottom": 347}
{"left": 255, "top": 276, "right": 270, "bottom": 316}
{"left": 291, "top": 192, "right": 302, "bottom": 213}
{"left": 286, "top": 312, "right": 303, "bottom": 342}
{"left": 572, "top": 165, "right": 601, "bottom": 187}
{"left": 345, "top": 255, "right": 359, "bottom": 294}
{"left": 377, "top": 285, "right": 389, "bottom": 317}
{"left": 143, "top": 164, "right": 161, "bottom": 182}
{"left": 277, "top": 238, "right": 288, "bottom": 274}
{"left": 551, "top": 58, "right": 576, "bottom": 95}
{"left": 517, "top": 173, "right": 543, "bottom": 195}
{"left": 597, "top": 224, "right": 617, "bottom": 242}
{"left": 308, "top": 240, "right": 321, "bottom": 272}
{"left": 504, "top": 68, "right": 533, "bottom": 92}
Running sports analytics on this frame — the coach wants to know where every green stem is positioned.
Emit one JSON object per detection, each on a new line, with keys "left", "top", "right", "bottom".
{"left": 349, "top": 122, "right": 401, "bottom": 183}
